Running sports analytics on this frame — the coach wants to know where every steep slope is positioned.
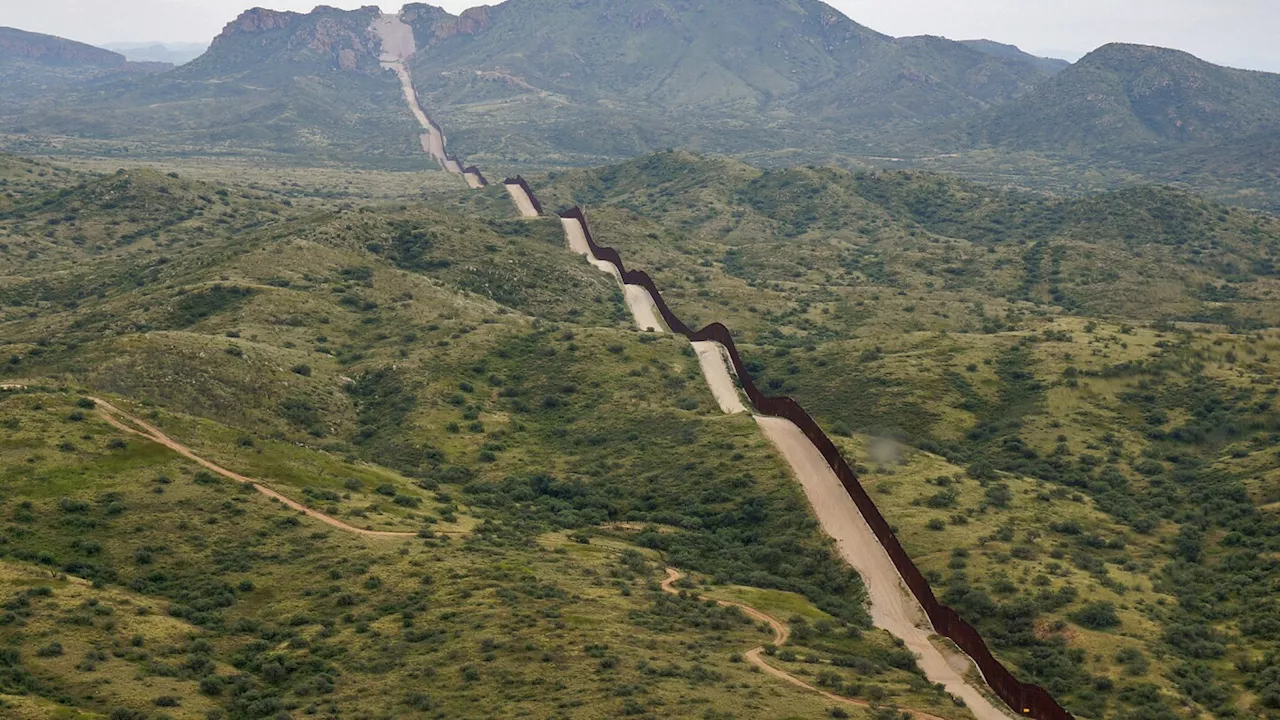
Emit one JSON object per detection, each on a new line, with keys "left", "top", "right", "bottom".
{"left": 968, "top": 42, "right": 1280, "bottom": 152}
{"left": 0, "top": 26, "right": 131, "bottom": 67}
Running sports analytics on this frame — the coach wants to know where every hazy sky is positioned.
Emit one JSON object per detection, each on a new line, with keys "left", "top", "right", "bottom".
{"left": 2, "top": 0, "right": 1277, "bottom": 72}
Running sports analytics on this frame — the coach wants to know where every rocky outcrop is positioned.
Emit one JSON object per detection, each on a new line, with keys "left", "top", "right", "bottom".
{"left": 212, "top": 8, "right": 303, "bottom": 44}
{"left": 204, "top": 6, "right": 380, "bottom": 73}
{"left": 401, "top": 3, "right": 492, "bottom": 46}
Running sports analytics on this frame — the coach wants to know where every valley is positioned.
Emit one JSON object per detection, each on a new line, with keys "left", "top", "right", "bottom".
{"left": 1, "top": 2, "right": 1279, "bottom": 720}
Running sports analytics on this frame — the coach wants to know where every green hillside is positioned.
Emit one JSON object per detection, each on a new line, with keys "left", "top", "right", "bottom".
{"left": 406, "top": 0, "right": 1056, "bottom": 165}
{"left": 531, "top": 151, "right": 1280, "bottom": 719}
{"left": 0, "top": 155, "right": 997, "bottom": 720}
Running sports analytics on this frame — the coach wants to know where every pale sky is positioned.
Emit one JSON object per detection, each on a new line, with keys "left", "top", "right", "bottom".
{"left": 1, "top": 0, "right": 1277, "bottom": 72}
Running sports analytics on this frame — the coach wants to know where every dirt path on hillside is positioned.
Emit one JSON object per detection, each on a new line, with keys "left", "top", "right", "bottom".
{"left": 690, "top": 341, "right": 747, "bottom": 414}
{"left": 505, "top": 183, "right": 540, "bottom": 218}
{"left": 372, "top": 13, "right": 466, "bottom": 175}
{"left": 559, "top": 217, "right": 665, "bottom": 332}
{"left": 753, "top": 417, "right": 1014, "bottom": 720}
{"left": 660, "top": 568, "right": 952, "bottom": 720}
{"left": 91, "top": 397, "right": 423, "bottom": 539}
{"left": 355, "top": 55, "right": 1021, "bottom": 714}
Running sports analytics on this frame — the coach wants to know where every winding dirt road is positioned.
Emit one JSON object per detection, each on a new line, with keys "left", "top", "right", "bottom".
{"left": 660, "top": 568, "right": 952, "bottom": 720}
{"left": 91, "top": 397, "right": 423, "bottom": 539}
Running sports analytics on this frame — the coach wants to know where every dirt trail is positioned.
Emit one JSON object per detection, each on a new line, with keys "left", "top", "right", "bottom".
{"left": 372, "top": 13, "right": 465, "bottom": 175}
{"left": 91, "top": 397, "right": 421, "bottom": 539}
{"left": 505, "top": 183, "right": 540, "bottom": 218}
{"left": 559, "top": 216, "right": 665, "bottom": 333}
{"left": 753, "top": 417, "right": 1014, "bottom": 719}
{"left": 660, "top": 568, "right": 951, "bottom": 720}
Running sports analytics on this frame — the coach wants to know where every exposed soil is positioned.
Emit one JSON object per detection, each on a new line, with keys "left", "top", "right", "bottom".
{"left": 342, "top": 34, "right": 1029, "bottom": 712}
{"left": 505, "top": 183, "right": 541, "bottom": 218}
{"left": 91, "top": 397, "right": 425, "bottom": 539}
{"left": 753, "top": 416, "right": 1014, "bottom": 719}
{"left": 371, "top": 13, "right": 465, "bottom": 175}
{"left": 660, "top": 568, "right": 952, "bottom": 720}
{"left": 559, "top": 216, "right": 665, "bottom": 332}
{"left": 690, "top": 340, "right": 747, "bottom": 414}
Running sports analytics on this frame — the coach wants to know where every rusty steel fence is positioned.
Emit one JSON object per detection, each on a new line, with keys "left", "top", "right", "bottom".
{"left": 549, "top": 206, "right": 1075, "bottom": 720}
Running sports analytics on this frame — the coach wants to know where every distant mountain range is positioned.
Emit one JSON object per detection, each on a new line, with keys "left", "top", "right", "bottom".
{"left": 101, "top": 41, "right": 207, "bottom": 66}
{"left": 1, "top": 0, "right": 1277, "bottom": 207}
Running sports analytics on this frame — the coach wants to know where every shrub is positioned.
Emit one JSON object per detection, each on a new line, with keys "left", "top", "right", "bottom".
{"left": 292, "top": 364, "right": 312, "bottom": 377}
{"left": 36, "top": 641, "right": 63, "bottom": 657}
{"left": 154, "top": 695, "right": 180, "bottom": 707}
{"left": 1072, "top": 601, "right": 1121, "bottom": 630}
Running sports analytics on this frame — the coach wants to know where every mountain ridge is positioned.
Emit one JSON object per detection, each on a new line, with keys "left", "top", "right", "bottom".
{"left": 964, "top": 41, "right": 1280, "bottom": 152}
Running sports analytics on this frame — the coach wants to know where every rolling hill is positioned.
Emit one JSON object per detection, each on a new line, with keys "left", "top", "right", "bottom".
{"left": 521, "top": 150, "right": 1280, "bottom": 719}
{"left": 7, "top": 154, "right": 978, "bottom": 719}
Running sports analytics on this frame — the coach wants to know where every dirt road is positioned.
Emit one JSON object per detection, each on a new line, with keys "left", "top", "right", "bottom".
{"left": 372, "top": 13, "right": 466, "bottom": 175}
{"left": 660, "top": 568, "right": 952, "bottom": 720}
{"left": 357, "top": 41, "right": 1025, "bottom": 714}
{"left": 559, "top": 217, "right": 665, "bottom": 332}
{"left": 505, "top": 183, "right": 540, "bottom": 218}
{"left": 91, "top": 397, "right": 421, "bottom": 539}
{"left": 753, "top": 417, "right": 1013, "bottom": 719}
{"left": 690, "top": 341, "right": 747, "bottom": 414}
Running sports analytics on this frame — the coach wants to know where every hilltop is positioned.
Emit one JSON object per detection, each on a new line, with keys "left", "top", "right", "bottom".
{"left": 0, "top": 26, "right": 169, "bottom": 104}
{"left": 101, "top": 41, "right": 208, "bottom": 66}
{"left": 965, "top": 43, "right": 1280, "bottom": 153}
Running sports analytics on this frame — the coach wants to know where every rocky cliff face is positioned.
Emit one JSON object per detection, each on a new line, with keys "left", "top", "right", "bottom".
{"left": 203, "top": 6, "right": 381, "bottom": 73}
{"left": 402, "top": 3, "right": 492, "bottom": 46}
{"left": 212, "top": 8, "right": 303, "bottom": 43}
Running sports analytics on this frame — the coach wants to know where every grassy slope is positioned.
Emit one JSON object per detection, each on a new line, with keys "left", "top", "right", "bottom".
{"left": 533, "top": 151, "right": 1280, "bottom": 720}
{"left": 0, "top": 156, "right": 978, "bottom": 719}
